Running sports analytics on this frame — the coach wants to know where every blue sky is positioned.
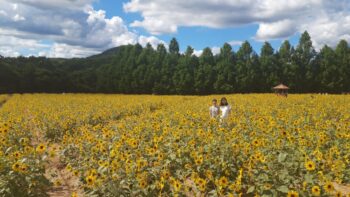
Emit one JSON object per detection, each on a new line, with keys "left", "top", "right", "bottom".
{"left": 92, "top": 0, "right": 300, "bottom": 53}
{"left": 0, "top": 0, "right": 348, "bottom": 57}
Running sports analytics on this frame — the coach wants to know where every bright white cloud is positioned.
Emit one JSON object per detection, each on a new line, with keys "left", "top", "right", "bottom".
{"left": 0, "top": 0, "right": 165, "bottom": 57}
{"left": 138, "top": 35, "right": 166, "bottom": 48}
{"left": 192, "top": 46, "right": 221, "bottom": 57}
{"left": 193, "top": 49, "right": 203, "bottom": 57}
{"left": 124, "top": 0, "right": 350, "bottom": 48}
{"left": 228, "top": 40, "right": 243, "bottom": 46}
{"left": 0, "top": 34, "right": 50, "bottom": 57}
{"left": 255, "top": 19, "right": 297, "bottom": 40}
{"left": 300, "top": 12, "right": 350, "bottom": 49}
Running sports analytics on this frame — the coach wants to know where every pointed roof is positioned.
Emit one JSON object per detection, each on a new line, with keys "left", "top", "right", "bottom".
{"left": 273, "top": 84, "right": 289, "bottom": 90}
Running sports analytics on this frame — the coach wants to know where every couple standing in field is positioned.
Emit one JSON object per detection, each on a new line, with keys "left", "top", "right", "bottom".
{"left": 209, "top": 97, "right": 231, "bottom": 122}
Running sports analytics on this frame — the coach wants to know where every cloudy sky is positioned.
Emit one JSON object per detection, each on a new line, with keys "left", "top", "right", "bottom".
{"left": 0, "top": 0, "right": 349, "bottom": 58}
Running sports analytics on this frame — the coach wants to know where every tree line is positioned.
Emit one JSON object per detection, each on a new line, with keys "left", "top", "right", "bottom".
{"left": 0, "top": 31, "right": 349, "bottom": 94}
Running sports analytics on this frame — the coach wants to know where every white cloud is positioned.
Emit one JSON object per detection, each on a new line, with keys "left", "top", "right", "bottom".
{"left": 255, "top": 19, "right": 297, "bottom": 41}
{"left": 138, "top": 35, "right": 166, "bottom": 48}
{"left": 0, "top": 10, "right": 7, "bottom": 16}
{"left": 124, "top": 0, "right": 350, "bottom": 48}
{"left": 300, "top": 12, "right": 350, "bottom": 49}
{"left": 13, "top": 14, "right": 25, "bottom": 21}
{"left": 0, "top": 34, "right": 50, "bottom": 57}
{"left": 193, "top": 49, "right": 203, "bottom": 57}
{"left": 193, "top": 46, "right": 221, "bottom": 57}
{"left": 130, "top": 19, "right": 178, "bottom": 35}
{"left": 0, "top": 0, "right": 165, "bottom": 57}
{"left": 211, "top": 47, "right": 221, "bottom": 55}
{"left": 44, "top": 43, "right": 100, "bottom": 58}
{"left": 228, "top": 40, "right": 243, "bottom": 46}
{"left": 12, "top": 3, "right": 18, "bottom": 10}
{"left": 8, "top": 0, "right": 95, "bottom": 10}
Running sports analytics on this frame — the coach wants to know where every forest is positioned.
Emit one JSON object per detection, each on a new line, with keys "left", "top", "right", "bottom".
{"left": 0, "top": 31, "right": 349, "bottom": 94}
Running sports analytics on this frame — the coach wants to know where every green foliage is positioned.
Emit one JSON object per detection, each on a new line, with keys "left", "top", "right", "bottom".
{"left": 0, "top": 32, "right": 350, "bottom": 94}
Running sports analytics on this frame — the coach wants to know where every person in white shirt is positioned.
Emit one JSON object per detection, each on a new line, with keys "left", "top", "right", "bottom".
{"left": 209, "top": 99, "right": 219, "bottom": 118}
{"left": 219, "top": 97, "right": 231, "bottom": 122}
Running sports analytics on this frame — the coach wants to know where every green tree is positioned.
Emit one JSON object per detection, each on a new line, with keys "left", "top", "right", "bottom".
{"left": 194, "top": 47, "right": 215, "bottom": 94}
{"left": 335, "top": 40, "right": 350, "bottom": 92}
{"left": 173, "top": 46, "right": 195, "bottom": 94}
{"left": 236, "top": 41, "right": 260, "bottom": 92}
{"left": 318, "top": 45, "right": 337, "bottom": 92}
{"left": 260, "top": 42, "right": 279, "bottom": 91}
{"left": 294, "top": 31, "right": 317, "bottom": 92}
{"left": 278, "top": 40, "right": 295, "bottom": 88}
{"left": 169, "top": 38, "right": 180, "bottom": 55}
{"left": 214, "top": 43, "right": 235, "bottom": 93}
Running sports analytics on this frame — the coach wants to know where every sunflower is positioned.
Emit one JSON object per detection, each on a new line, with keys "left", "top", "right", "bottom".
{"left": 195, "top": 155, "right": 203, "bottom": 165}
{"left": 287, "top": 190, "right": 298, "bottom": 197}
{"left": 36, "top": 143, "right": 46, "bottom": 154}
{"left": 71, "top": 192, "right": 78, "bottom": 197}
{"left": 138, "top": 179, "right": 148, "bottom": 188}
{"left": 20, "top": 163, "right": 28, "bottom": 173}
{"left": 323, "top": 182, "right": 334, "bottom": 193}
{"left": 172, "top": 179, "right": 182, "bottom": 191}
{"left": 252, "top": 139, "right": 260, "bottom": 146}
{"left": 73, "top": 170, "right": 79, "bottom": 176}
{"left": 305, "top": 161, "right": 316, "bottom": 171}
{"left": 85, "top": 175, "right": 96, "bottom": 186}
{"left": 12, "top": 161, "right": 21, "bottom": 172}
{"left": 156, "top": 178, "right": 165, "bottom": 190}
{"left": 264, "top": 183, "right": 272, "bottom": 190}
{"left": 311, "top": 185, "right": 320, "bottom": 196}
{"left": 54, "top": 179, "right": 62, "bottom": 186}
{"left": 13, "top": 151, "right": 22, "bottom": 159}
{"left": 205, "top": 170, "right": 213, "bottom": 180}
{"left": 66, "top": 164, "right": 73, "bottom": 171}
{"left": 161, "top": 170, "right": 170, "bottom": 179}
{"left": 196, "top": 178, "right": 206, "bottom": 192}
{"left": 281, "top": 130, "right": 288, "bottom": 137}
{"left": 23, "top": 146, "right": 33, "bottom": 153}
{"left": 335, "top": 191, "right": 342, "bottom": 197}
{"left": 218, "top": 176, "right": 229, "bottom": 188}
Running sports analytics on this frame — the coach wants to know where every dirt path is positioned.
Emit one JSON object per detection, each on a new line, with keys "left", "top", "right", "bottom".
{"left": 45, "top": 144, "right": 83, "bottom": 197}
{"left": 333, "top": 182, "right": 350, "bottom": 195}
{"left": 24, "top": 111, "right": 83, "bottom": 197}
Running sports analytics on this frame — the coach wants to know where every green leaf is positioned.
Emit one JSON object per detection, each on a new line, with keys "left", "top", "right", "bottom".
{"left": 169, "top": 153, "right": 176, "bottom": 160}
{"left": 305, "top": 174, "right": 314, "bottom": 183}
{"left": 5, "top": 147, "right": 12, "bottom": 154}
{"left": 247, "top": 186, "right": 255, "bottom": 193}
{"left": 278, "top": 153, "right": 287, "bottom": 163}
{"left": 277, "top": 185, "right": 289, "bottom": 193}
{"left": 278, "top": 169, "right": 288, "bottom": 180}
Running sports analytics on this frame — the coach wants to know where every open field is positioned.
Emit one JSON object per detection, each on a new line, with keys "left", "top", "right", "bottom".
{"left": 0, "top": 94, "right": 349, "bottom": 197}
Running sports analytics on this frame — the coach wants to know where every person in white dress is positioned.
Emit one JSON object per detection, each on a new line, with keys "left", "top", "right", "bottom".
{"left": 209, "top": 99, "right": 219, "bottom": 118}
{"left": 219, "top": 97, "right": 231, "bottom": 123}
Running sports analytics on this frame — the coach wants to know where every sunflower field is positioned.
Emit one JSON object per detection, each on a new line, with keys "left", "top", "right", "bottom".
{"left": 0, "top": 94, "right": 349, "bottom": 197}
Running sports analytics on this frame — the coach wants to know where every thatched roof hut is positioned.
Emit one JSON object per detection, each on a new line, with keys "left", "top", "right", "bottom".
{"left": 273, "top": 84, "right": 289, "bottom": 96}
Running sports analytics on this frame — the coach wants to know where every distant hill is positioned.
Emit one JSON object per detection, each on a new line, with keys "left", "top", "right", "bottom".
{"left": 87, "top": 46, "right": 122, "bottom": 59}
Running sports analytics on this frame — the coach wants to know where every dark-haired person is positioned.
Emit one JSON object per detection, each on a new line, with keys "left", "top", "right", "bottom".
{"left": 219, "top": 97, "right": 231, "bottom": 122}
{"left": 209, "top": 99, "right": 219, "bottom": 118}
